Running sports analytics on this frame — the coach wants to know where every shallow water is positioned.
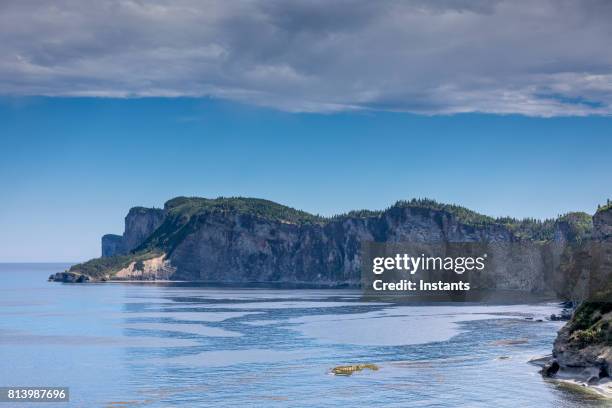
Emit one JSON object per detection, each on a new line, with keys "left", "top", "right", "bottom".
{"left": 0, "top": 263, "right": 609, "bottom": 407}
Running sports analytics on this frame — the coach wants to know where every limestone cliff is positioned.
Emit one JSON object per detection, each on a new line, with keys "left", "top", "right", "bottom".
{"left": 101, "top": 207, "right": 164, "bottom": 257}
{"left": 57, "top": 196, "right": 592, "bottom": 290}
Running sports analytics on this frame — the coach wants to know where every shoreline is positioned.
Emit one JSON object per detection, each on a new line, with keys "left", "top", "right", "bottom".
{"left": 553, "top": 378, "right": 612, "bottom": 399}
{"left": 47, "top": 273, "right": 359, "bottom": 288}
{"left": 529, "top": 355, "right": 612, "bottom": 399}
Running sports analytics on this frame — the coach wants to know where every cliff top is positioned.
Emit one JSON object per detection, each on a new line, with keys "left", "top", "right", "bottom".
{"left": 157, "top": 196, "right": 591, "bottom": 239}
{"left": 127, "top": 206, "right": 164, "bottom": 216}
{"left": 342, "top": 198, "right": 590, "bottom": 241}
{"left": 164, "top": 196, "right": 327, "bottom": 225}
{"left": 597, "top": 202, "right": 612, "bottom": 214}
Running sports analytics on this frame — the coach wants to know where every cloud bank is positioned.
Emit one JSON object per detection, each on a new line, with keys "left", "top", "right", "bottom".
{"left": 1, "top": 0, "right": 612, "bottom": 116}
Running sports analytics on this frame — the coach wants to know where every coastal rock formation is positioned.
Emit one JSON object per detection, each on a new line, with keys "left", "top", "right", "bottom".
{"left": 542, "top": 206, "right": 612, "bottom": 397}
{"left": 594, "top": 204, "right": 612, "bottom": 240}
{"left": 113, "top": 254, "right": 176, "bottom": 280}
{"left": 549, "top": 303, "right": 611, "bottom": 377}
{"left": 101, "top": 207, "right": 164, "bottom": 257}
{"left": 53, "top": 196, "right": 591, "bottom": 289}
{"left": 101, "top": 234, "right": 123, "bottom": 258}
{"left": 48, "top": 271, "right": 90, "bottom": 283}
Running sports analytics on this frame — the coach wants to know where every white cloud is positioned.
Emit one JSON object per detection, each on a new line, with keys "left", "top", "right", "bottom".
{"left": 1, "top": 0, "right": 612, "bottom": 116}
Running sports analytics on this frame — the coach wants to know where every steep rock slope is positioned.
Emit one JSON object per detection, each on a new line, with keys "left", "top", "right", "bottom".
{"left": 545, "top": 206, "right": 612, "bottom": 394}
{"left": 58, "top": 196, "right": 590, "bottom": 289}
{"left": 101, "top": 207, "right": 164, "bottom": 257}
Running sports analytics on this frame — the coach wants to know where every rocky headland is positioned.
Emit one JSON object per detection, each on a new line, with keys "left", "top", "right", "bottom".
{"left": 48, "top": 196, "right": 611, "bottom": 397}
{"left": 50, "top": 196, "right": 592, "bottom": 291}
{"left": 537, "top": 205, "right": 612, "bottom": 398}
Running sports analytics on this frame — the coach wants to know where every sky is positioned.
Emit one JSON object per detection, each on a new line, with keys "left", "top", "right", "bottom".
{"left": 1, "top": 0, "right": 612, "bottom": 116}
{"left": 0, "top": 1, "right": 611, "bottom": 261}
{"left": 1, "top": 97, "right": 611, "bottom": 262}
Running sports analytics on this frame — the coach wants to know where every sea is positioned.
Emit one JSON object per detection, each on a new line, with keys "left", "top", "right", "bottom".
{"left": 0, "top": 263, "right": 609, "bottom": 407}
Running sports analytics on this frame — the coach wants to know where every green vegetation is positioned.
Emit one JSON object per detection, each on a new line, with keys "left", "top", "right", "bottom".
{"left": 135, "top": 197, "right": 327, "bottom": 255}
{"left": 334, "top": 198, "right": 586, "bottom": 241}
{"left": 568, "top": 302, "right": 612, "bottom": 347}
{"left": 128, "top": 206, "right": 161, "bottom": 215}
{"left": 572, "top": 326, "right": 608, "bottom": 347}
{"left": 164, "top": 196, "right": 326, "bottom": 225}
{"left": 394, "top": 198, "right": 497, "bottom": 226}
{"left": 597, "top": 200, "right": 612, "bottom": 213}
{"left": 69, "top": 250, "right": 161, "bottom": 278}
{"left": 154, "top": 197, "right": 593, "bottom": 243}
{"left": 556, "top": 212, "right": 593, "bottom": 242}
{"left": 497, "top": 217, "right": 556, "bottom": 241}
{"left": 336, "top": 209, "right": 384, "bottom": 219}
{"left": 331, "top": 198, "right": 499, "bottom": 226}
{"left": 137, "top": 210, "right": 202, "bottom": 255}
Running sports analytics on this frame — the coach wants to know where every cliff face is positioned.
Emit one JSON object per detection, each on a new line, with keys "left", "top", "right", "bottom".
{"left": 101, "top": 234, "right": 123, "bottom": 257}
{"left": 64, "top": 196, "right": 591, "bottom": 291}
{"left": 101, "top": 207, "right": 164, "bottom": 257}
{"left": 595, "top": 205, "right": 612, "bottom": 240}
{"left": 166, "top": 206, "right": 516, "bottom": 285}
{"left": 544, "top": 207, "right": 612, "bottom": 391}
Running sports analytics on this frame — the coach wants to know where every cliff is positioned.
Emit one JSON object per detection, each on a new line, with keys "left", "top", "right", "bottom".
{"left": 53, "top": 196, "right": 592, "bottom": 290}
{"left": 541, "top": 206, "right": 612, "bottom": 397}
{"left": 101, "top": 207, "right": 164, "bottom": 257}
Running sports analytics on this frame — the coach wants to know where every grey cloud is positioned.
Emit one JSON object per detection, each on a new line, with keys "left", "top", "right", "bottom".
{"left": 1, "top": 0, "right": 612, "bottom": 116}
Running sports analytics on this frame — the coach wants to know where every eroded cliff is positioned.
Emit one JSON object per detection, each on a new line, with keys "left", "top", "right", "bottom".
{"left": 101, "top": 207, "right": 164, "bottom": 257}
{"left": 542, "top": 206, "right": 612, "bottom": 396}
{"left": 55, "top": 196, "right": 593, "bottom": 291}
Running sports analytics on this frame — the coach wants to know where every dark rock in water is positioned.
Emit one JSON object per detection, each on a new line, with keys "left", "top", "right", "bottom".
{"left": 550, "top": 310, "right": 572, "bottom": 321}
{"left": 541, "top": 360, "right": 560, "bottom": 377}
{"left": 49, "top": 271, "right": 89, "bottom": 283}
{"left": 76, "top": 274, "right": 90, "bottom": 283}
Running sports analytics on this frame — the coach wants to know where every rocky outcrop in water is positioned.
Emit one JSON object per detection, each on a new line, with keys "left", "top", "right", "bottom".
{"left": 331, "top": 364, "right": 379, "bottom": 376}
{"left": 48, "top": 271, "right": 90, "bottom": 283}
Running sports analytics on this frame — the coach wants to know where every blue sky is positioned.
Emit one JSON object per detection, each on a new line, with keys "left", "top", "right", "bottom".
{"left": 1, "top": 97, "right": 611, "bottom": 262}
{"left": 2, "top": 1, "right": 612, "bottom": 261}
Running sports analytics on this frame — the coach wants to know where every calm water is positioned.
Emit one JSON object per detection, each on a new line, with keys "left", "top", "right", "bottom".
{"left": 0, "top": 263, "right": 609, "bottom": 408}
